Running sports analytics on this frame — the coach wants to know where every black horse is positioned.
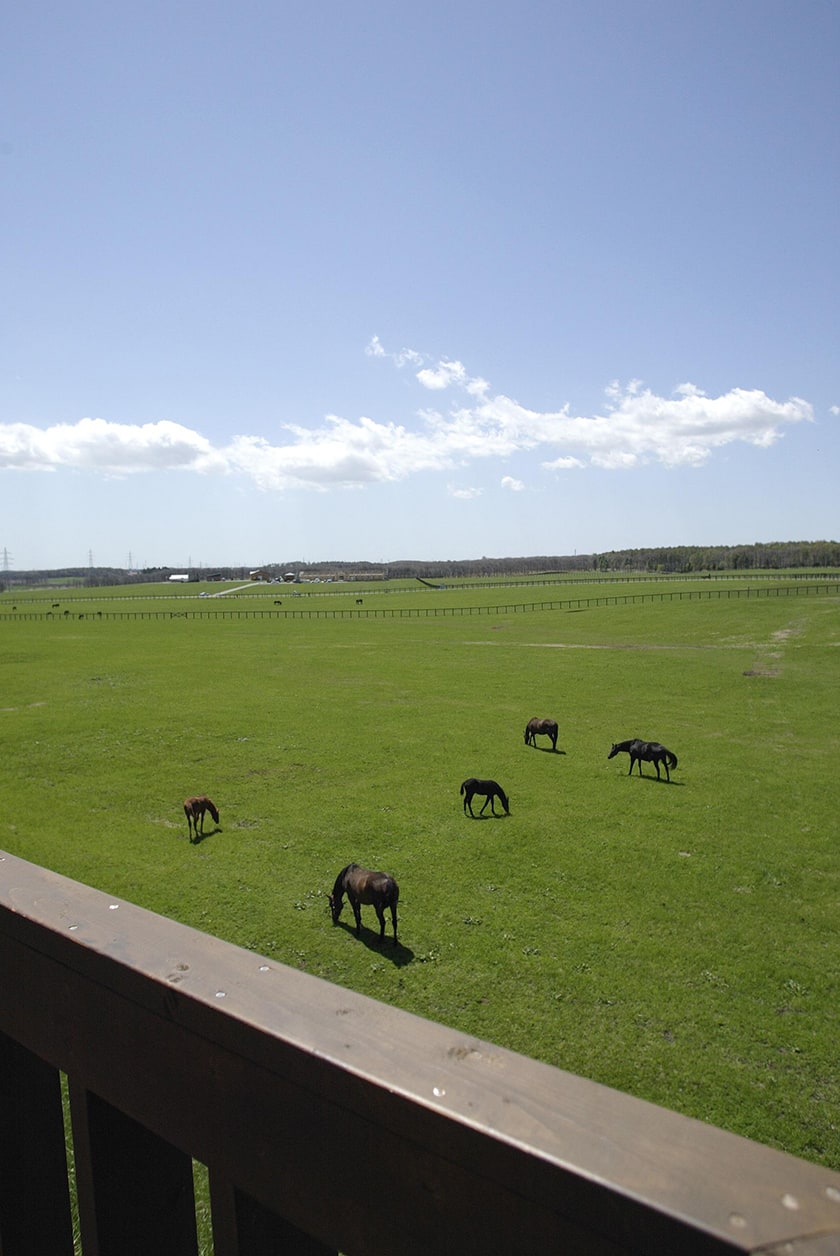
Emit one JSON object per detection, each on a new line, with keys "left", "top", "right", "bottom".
{"left": 329, "top": 863, "right": 399, "bottom": 945}
{"left": 183, "top": 795, "right": 220, "bottom": 841}
{"left": 460, "top": 778, "right": 510, "bottom": 817}
{"left": 608, "top": 739, "right": 678, "bottom": 782}
{"left": 524, "top": 717, "right": 559, "bottom": 751}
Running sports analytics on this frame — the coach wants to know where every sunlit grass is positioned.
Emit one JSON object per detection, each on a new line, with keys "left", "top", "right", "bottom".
{"left": 3, "top": 578, "right": 839, "bottom": 1170}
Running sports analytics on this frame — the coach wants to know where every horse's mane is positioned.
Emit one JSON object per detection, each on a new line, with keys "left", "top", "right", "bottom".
{"left": 331, "top": 863, "right": 358, "bottom": 896}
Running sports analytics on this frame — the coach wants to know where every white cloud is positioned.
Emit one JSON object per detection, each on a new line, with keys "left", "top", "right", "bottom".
{"left": 542, "top": 456, "right": 584, "bottom": 471}
{"left": 501, "top": 475, "right": 525, "bottom": 491}
{"left": 0, "top": 340, "right": 814, "bottom": 492}
{"left": 0, "top": 418, "right": 222, "bottom": 474}
{"left": 416, "top": 359, "right": 468, "bottom": 391}
{"left": 448, "top": 485, "right": 483, "bottom": 500}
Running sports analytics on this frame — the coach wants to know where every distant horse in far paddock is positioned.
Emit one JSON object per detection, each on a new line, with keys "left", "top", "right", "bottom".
{"left": 184, "top": 796, "right": 220, "bottom": 841}
{"left": 608, "top": 739, "right": 678, "bottom": 782}
{"left": 524, "top": 717, "right": 559, "bottom": 751}
{"left": 329, "top": 863, "right": 399, "bottom": 945}
{"left": 460, "top": 778, "right": 510, "bottom": 817}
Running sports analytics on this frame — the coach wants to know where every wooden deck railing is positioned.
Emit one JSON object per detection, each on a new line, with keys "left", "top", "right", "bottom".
{"left": 1, "top": 851, "right": 838, "bottom": 1255}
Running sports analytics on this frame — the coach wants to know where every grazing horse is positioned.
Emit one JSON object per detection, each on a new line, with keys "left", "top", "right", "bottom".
{"left": 329, "top": 863, "right": 399, "bottom": 945}
{"left": 524, "top": 717, "right": 559, "bottom": 751}
{"left": 183, "top": 795, "right": 220, "bottom": 841}
{"left": 608, "top": 739, "right": 678, "bottom": 782}
{"left": 460, "top": 778, "right": 510, "bottom": 817}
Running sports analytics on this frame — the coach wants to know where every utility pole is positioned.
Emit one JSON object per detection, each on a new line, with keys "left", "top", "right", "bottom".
{"left": 1, "top": 548, "right": 11, "bottom": 572}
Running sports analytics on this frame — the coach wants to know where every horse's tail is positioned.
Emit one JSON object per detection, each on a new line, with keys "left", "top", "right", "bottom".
{"left": 667, "top": 751, "right": 678, "bottom": 769}
{"left": 460, "top": 780, "right": 467, "bottom": 795}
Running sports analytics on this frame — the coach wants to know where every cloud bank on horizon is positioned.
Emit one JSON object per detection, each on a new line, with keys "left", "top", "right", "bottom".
{"left": 0, "top": 338, "right": 814, "bottom": 492}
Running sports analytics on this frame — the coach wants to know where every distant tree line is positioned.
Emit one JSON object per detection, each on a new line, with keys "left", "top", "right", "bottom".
{"left": 2, "top": 541, "right": 838, "bottom": 591}
{"left": 587, "top": 540, "right": 840, "bottom": 574}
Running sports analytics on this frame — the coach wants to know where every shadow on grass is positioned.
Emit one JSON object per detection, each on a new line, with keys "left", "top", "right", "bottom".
{"left": 330, "top": 920, "right": 414, "bottom": 966}
{"left": 190, "top": 826, "right": 222, "bottom": 845}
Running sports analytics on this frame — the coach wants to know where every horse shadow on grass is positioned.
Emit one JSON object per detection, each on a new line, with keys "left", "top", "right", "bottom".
{"left": 330, "top": 919, "right": 414, "bottom": 967}
{"left": 189, "top": 825, "right": 222, "bottom": 845}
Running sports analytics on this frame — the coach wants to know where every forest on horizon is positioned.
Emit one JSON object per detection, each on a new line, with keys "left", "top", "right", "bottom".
{"left": 3, "top": 539, "right": 839, "bottom": 590}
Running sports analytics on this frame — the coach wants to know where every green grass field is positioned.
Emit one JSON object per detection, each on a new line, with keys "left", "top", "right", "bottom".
{"left": 2, "top": 576, "right": 838, "bottom": 1170}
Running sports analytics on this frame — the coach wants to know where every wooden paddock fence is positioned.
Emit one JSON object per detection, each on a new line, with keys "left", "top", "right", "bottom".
{"left": 2, "top": 579, "right": 839, "bottom": 623}
{"left": 1, "top": 852, "right": 838, "bottom": 1256}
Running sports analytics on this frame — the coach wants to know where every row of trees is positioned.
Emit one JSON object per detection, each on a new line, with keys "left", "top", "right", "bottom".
{"left": 590, "top": 541, "right": 840, "bottom": 574}
{"left": 2, "top": 541, "right": 838, "bottom": 592}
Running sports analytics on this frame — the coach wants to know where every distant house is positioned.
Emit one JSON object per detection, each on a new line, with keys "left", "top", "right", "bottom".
{"left": 249, "top": 569, "right": 272, "bottom": 582}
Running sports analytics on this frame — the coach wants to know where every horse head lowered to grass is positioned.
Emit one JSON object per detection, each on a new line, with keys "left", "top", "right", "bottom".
{"left": 524, "top": 717, "right": 559, "bottom": 751}
{"left": 329, "top": 863, "right": 399, "bottom": 945}
{"left": 608, "top": 739, "right": 678, "bottom": 782}
{"left": 183, "top": 796, "right": 220, "bottom": 841}
{"left": 460, "top": 778, "right": 510, "bottom": 817}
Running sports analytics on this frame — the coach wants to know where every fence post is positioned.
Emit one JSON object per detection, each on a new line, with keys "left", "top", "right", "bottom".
{"left": 209, "top": 1175, "right": 336, "bottom": 1256}
{"left": 0, "top": 1032, "right": 74, "bottom": 1256}
{"left": 69, "top": 1083, "right": 199, "bottom": 1256}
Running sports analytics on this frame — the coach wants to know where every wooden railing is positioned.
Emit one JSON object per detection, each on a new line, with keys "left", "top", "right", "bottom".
{"left": 1, "top": 852, "right": 838, "bottom": 1256}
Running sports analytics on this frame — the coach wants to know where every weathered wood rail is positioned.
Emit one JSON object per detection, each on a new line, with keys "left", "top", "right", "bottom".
{"left": 1, "top": 852, "right": 838, "bottom": 1256}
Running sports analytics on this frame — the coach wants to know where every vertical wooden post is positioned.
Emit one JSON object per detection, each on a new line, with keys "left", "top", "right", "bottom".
{"left": 0, "top": 1032, "right": 75, "bottom": 1256}
{"left": 69, "top": 1082, "right": 198, "bottom": 1256}
{"left": 209, "top": 1172, "right": 336, "bottom": 1256}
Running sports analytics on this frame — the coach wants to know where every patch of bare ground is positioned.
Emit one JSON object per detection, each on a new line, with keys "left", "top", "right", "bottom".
{"left": 743, "top": 617, "right": 804, "bottom": 676}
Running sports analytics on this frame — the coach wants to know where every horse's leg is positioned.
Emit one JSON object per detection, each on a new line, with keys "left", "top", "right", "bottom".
{"left": 375, "top": 904, "right": 386, "bottom": 942}
{"left": 350, "top": 896, "right": 362, "bottom": 935}
{"left": 390, "top": 903, "right": 398, "bottom": 945}
{"left": 654, "top": 760, "right": 661, "bottom": 780}
{"left": 479, "top": 794, "right": 490, "bottom": 815}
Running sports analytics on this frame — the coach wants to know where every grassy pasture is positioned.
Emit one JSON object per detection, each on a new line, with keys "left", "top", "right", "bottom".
{"left": 1, "top": 577, "right": 838, "bottom": 1170}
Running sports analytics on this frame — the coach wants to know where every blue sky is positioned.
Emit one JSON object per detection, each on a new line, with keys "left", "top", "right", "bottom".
{"left": 2, "top": 1, "right": 837, "bottom": 570}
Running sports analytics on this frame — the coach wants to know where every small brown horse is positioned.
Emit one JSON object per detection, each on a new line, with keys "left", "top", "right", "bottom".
{"left": 460, "top": 778, "right": 510, "bottom": 817}
{"left": 183, "top": 796, "right": 220, "bottom": 841}
{"left": 524, "top": 717, "right": 559, "bottom": 751}
{"left": 329, "top": 863, "right": 399, "bottom": 945}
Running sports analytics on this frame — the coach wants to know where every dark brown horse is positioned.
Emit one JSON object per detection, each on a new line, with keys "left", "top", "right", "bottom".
{"left": 460, "top": 778, "right": 510, "bottom": 817}
{"left": 183, "top": 795, "right": 220, "bottom": 841}
{"left": 524, "top": 717, "right": 559, "bottom": 751}
{"left": 608, "top": 739, "right": 678, "bottom": 782}
{"left": 329, "top": 863, "right": 399, "bottom": 945}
